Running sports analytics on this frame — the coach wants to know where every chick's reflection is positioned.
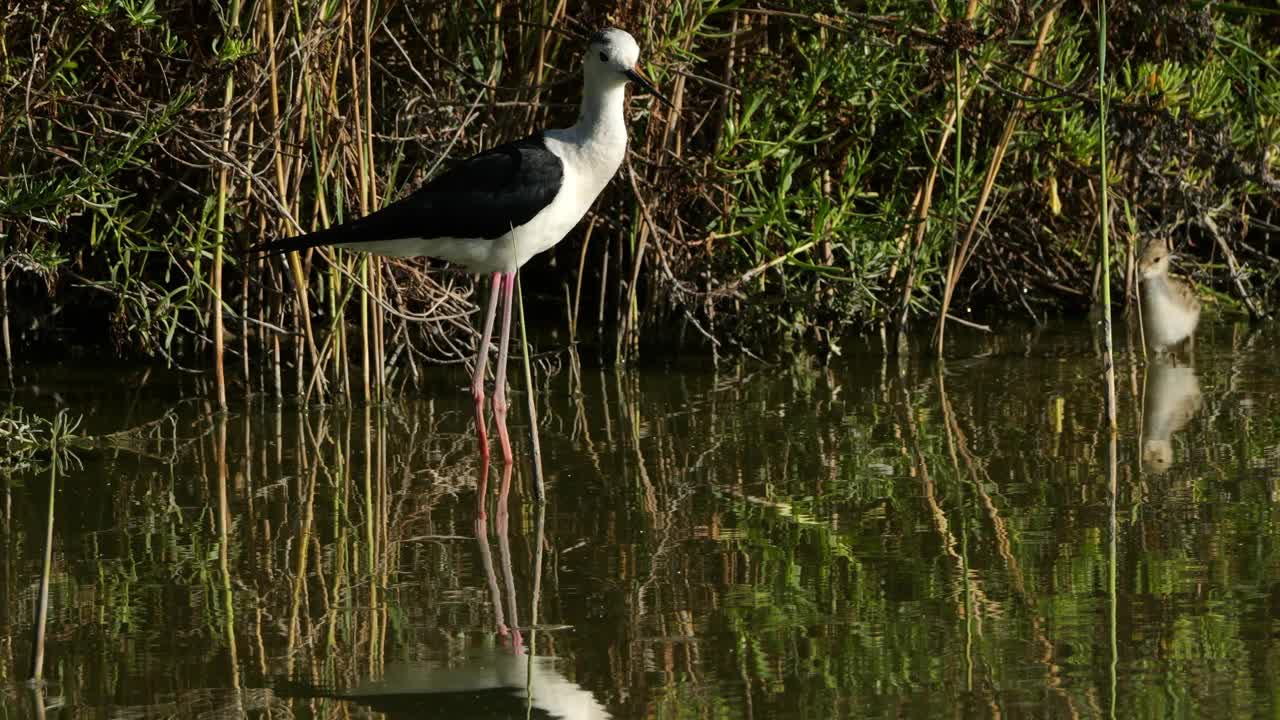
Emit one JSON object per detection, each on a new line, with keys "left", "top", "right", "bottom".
{"left": 1142, "top": 360, "right": 1202, "bottom": 473}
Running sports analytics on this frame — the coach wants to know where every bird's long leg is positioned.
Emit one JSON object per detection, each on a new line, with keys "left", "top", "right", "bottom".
{"left": 492, "top": 271, "right": 516, "bottom": 465}
{"left": 472, "top": 272, "right": 502, "bottom": 460}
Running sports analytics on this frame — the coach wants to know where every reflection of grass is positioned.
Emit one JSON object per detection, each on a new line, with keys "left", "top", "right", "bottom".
{"left": 4, "top": 351, "right": 1280, "bottom": 714}
{"left": 0, "top": 407, "right": 81, "bottom": 474}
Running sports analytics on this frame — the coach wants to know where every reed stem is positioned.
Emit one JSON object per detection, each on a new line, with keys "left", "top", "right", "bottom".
{"left": 938, "top": 41, "right": 963, "bottom": 353}
{"left": 212, "top": 0, "right": 241, "bottom": 411}
{"left": 1099, "top": 0, "right": 1118, "bottom": 429}
{"left": 516, "top": 272, "right": 545, "bottom": 501}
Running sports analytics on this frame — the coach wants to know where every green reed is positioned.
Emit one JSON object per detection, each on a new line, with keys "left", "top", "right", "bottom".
{"left": 1099, "top": 0, "right": 1118, "bottom": 429}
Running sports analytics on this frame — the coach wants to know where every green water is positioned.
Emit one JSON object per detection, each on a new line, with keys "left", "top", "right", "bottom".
{"left": 2, "top": 320, "right": 1279, "bottom": 718}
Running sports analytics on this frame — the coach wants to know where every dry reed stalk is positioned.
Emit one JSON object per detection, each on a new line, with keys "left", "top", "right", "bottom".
{"left": 615, "top": 19, "right": 691, "bottom": 361}
{"left": 897, "top": 1, "right": 983, "bottom": 331}
{"left": 212, "top": 0, "right": 244, "bottom": 411}
{"left": 335, "top": 0, "right": 386, "bottom": 401}
{"left": 360, "top": 258, "right": 371, "bottom": 401}
{"left": 265, "top": 0, "right": 324, "bottom": 398}
{"left": 571, "top": 214, "right": 599, "bottom": 341}
{"left": 362, "top": 0, "right": 385, "bottom": 400}
{"left": 619, "top": 217, "right": 651, "bottom": 361}
{"left": 330, "top": 259, "right": 347, "bottom": 394}
{"left": 295, "top": 320, "right": 304, "bottom": 397}
{"left": 240, "top": 88, "right": 258, "bottom": 390}
{"left": 529, "top": 1, "right": 551, "bottom": 127}
{"left": 254, "top": 214, "right": 266, "bottom": 394}
{"left": 1123, "top": 199, "right": 1138, "bottom": 309}
{"left": 272, "top": 297, "right": 282, "bottom": 399}
{"left": 372, "top": 265, "right": 385, "bottom": 400}
{"left": 935, "top": 8, "right": 1058, "bottom": 350}
{"left": 314, "top": 26, "right": 352, "bottom": 397}
{"left": 885, "top": 187, "right": 924, "bottom": 284}
{"left": 597, "top": 238, "right": 610, "bottom": 334}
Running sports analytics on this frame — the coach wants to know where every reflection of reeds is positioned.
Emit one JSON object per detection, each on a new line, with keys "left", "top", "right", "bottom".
{"left": 214, "top": 417, "right": 241, "bottom": 689}
{"left": 7, "top": 340, "right": 1280, "bottom": 713}
{"left": 26, "top": 430, "right": 57, "bottom": 682}
{"left": 1106, "top": 430, "right": 1119, "bottom": 716}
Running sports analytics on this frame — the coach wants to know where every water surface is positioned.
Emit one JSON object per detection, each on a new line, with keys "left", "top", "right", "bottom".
{"left": 2, "top": 320, "right": 1279, "bottom": 718}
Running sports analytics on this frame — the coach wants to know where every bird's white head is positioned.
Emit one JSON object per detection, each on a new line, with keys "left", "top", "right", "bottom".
{"left": 584, "top": 28, "right": 672, "bottom": 107}
{"left": 587, "top": 28, "right": 641, "bottom": 75}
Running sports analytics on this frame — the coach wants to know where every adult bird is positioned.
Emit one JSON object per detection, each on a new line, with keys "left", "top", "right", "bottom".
{"left": 249, "top": 28, "right": 670, "bottom": 463}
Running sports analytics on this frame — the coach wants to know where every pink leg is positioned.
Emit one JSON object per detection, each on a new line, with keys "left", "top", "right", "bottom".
{"left": 471, "top": 273, "right": 502, "bottom": 460}
{"left": 492, "top": 271, "right": 516, "bottom": 465}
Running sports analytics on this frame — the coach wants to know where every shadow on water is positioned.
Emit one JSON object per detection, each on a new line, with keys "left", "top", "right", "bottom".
{"left": 2, "top": 319, "right": 1280, "bottom": 718}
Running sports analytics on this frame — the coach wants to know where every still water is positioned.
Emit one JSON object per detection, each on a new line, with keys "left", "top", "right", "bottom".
{"left": 2, "top": 320, "right": 1279, "bottom": 718}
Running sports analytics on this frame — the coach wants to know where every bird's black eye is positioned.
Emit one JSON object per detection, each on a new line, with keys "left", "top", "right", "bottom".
{"left": 598, "top": 51, "right": 608, "bottom": 62}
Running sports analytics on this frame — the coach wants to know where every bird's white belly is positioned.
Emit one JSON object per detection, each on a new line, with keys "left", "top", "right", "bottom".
{"left": 1141, "top": 280, "right": 1199, "bottom": 349}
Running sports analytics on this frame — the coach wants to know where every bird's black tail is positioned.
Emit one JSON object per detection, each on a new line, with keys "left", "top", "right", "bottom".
{"left": 244, "top": 224, "right": 357, "bottom": 257}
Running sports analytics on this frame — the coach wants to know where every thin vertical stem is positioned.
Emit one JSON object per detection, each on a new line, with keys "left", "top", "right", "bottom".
{"left": 938, "top": 42, "right": 963, "bottom": 353}
{"left": 1099, "top": 0, "right": 1118, "bottom": 428}
{"left": 272, "top": 0, "right": 322, "bottom": 399}
{"left": 936, "top": 9, "right": 1057, "bottom": 348}
{"left": 516, "top": 272, "right": 545, "bottom": 501}
{"left": 899, "top": 2, "right": 982, "bottom": 331}
{"left": 362, "top": 0, "right": 384, "bottom": 400}
{"left": 360, "top": 257, "right": 371, "bottom": 402}
{"left": 213, "top": 0, "right": 242, "bottom": 411}
{"left": 571, "top": 215, "right": 598, "bottom": 344}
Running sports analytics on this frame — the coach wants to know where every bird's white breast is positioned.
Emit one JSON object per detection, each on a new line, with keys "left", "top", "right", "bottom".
{"left": 506, "top": 130, "right": 625, "bottom": 268}
{"left": 1141, "top": 276, "right": 1200, "bottom": 349}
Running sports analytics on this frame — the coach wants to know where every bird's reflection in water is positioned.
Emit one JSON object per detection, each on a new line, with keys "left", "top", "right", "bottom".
{"left": 1142, "top": 358, "right": 1202, "bottom": 474}
{"left": 278, "top": 462, "right": 607, "bottom": 719}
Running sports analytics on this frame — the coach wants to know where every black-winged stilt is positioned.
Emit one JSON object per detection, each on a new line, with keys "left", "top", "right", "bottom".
{"left": 250, "top": 28, "right": 669, "bottom": 463}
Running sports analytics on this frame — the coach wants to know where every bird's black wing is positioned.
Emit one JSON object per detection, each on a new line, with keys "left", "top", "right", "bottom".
{"left": 247, "top": 133, "right": 564, "bottom": 255}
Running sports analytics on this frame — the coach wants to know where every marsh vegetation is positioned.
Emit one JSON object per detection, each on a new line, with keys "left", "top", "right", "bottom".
{"left": 1, "top": 2, "right": 1276, "bottom": 393}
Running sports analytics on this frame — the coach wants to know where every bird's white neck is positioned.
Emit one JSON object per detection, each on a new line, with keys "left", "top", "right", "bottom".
{"left": 571, "top": 78, "right": 628, "bottom": 148}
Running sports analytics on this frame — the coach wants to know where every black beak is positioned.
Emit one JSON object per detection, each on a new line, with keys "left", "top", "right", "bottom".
{"left": 624, "top": 65, "right": 674, "bottom": 109}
